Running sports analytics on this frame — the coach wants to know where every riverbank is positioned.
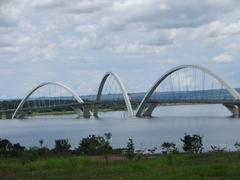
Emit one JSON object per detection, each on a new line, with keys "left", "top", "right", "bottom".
{"left": 1, "top": 152, "right": 240, "bottom": 179}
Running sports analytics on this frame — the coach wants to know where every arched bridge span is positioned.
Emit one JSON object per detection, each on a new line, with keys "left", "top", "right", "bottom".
{"left": 94, "top": 72, "right": 134, "bottom": 117}
{"left": 136, "top": 64, "right": 240, "bottom": 117}
{"left": 12, "top": 82, "right": 88, "bottom": 119}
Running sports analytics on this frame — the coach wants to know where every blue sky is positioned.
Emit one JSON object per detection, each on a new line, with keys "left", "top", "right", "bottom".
{"left": 0, "top": 0, "right": 240, "bottom": 98}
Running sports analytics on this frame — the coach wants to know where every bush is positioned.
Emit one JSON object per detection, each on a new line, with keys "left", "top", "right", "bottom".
{"left": 181, "top": 134, "right": 203, "bottom": 153}
{"left": 0, "top": 139, "right": 12, "bottom": 153}
{"left": 210, "top": 145, "right": 227, "bottom": 153}
{"left": 0, "top": 139, "right": 25, "bottom": 157}
{"left": 10, "top": 143, "right": 25, "bottom": 157}
{"left": 54, "top": 139, "right": 71, "bottom": 153}
{"left": 161, "top": 142, "right": 178, "bottom": 154}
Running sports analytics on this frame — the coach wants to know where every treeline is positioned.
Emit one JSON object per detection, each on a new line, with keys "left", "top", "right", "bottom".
{"left": 1, "top": 133, "right": 240, "bottom": 164}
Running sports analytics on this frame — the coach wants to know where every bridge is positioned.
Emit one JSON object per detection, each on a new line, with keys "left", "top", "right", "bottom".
{"left": 0, "top": 65, "right": 240, "bottom": 119}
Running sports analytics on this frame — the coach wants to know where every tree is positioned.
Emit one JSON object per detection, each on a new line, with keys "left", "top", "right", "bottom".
{"left": 125, "top": 138, "right": 135, "bottom": 160}
{"left": 234, "top": 142, "right": 240, "bottom": 151}
{"left": 103, "top": 133, "right": 112, "bottom": 163}
{"left": 148, "top": 147, "right": 157, "bottom": 154}
{"left": 181, "top": 134, "right": 203, "bottom": 153}
{"left": 39, "top": 140, "right": 44, "bottom": 148}
{"left": 161, "top": 142, "right": 178, "bottom": 154}
{"left": 54, "top": 139, "right": 71, "bottom": 153}
{"left": 77, "top": 134, "right": 112, "bottom": 156}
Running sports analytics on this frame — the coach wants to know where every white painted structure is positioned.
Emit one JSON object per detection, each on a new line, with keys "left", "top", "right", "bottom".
{"left": 136, "top": 65, "right": 240, "bottom": 117}
{"left": 94, "top": 72, "right": 134, "bottom": 117}
{"left": 12, "top": 82, "right": 86, "bottom": 119}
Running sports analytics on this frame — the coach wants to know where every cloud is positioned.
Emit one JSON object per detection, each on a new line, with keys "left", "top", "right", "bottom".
{"left": 0, "top": 0, "right": 240, "bottom": 97}
{"left": 31, "top": 0, "right": 66, "bottom": 9}
{"left": 64, "top": 0, "right": 112, "bottom": 14}
{"left": 192, "top": 21, "right": 240, "bottom": 43}
{"left": 29, "top": 43, "right": 57, "bottom": 61}
{"left": 211, "top": 53, "right": 233, "bottom": 62}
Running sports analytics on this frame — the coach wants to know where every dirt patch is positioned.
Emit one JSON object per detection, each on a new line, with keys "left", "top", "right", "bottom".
{"left": 88, "top": 155, "right": 128, "bottom": 161}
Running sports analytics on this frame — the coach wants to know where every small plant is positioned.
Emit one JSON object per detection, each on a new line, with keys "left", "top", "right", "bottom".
{"left": 181, "top": 134, "right": 203, "bottom": 153}
{"left": 161, "top": 142, "right": 178, "bottom": 154}
{"left": 125, "top": 138, "right": 135, "bottom": 160}
{"left": 54, "top": 139, "right": 71, "bottom": 153}
{"left": 210, "top": 145, "right": 227, "bottom": 153}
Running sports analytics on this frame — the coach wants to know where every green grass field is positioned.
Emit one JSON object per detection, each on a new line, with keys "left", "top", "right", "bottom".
{"left": 1, "top": 152, "right": 240, "bottom": 179}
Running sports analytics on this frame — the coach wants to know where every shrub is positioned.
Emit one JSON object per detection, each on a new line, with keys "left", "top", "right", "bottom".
{"left": 161, "top": 142, "right": 178, "bottom": 154}
{"left": 210, "top": 145, "right": 227, "bottom": 153}
{"left": 0, "top": 139, "right": 12, "bottom": 153}
{"left": 181, "top": 134, "right": 203, "bottom": 153}
{"left": 10, "top": 143, "right": 25, "bottom": 157}
{"left": 54, "top": 139, "right": 71, "bottom": 153}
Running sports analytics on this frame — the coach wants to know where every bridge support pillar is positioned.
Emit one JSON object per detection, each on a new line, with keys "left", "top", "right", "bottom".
{"left": 83, "top": 107, "right": 91, "bottom": 118}
{"left": 224, "top": 104, "right": 239, "bottom": 118}
{"left": 238, "top": 105, "right": 240, "bottom": 118}
{"left": 74, "top": 107, "right": 92, "bottom": 118}
{"left": 142, "top": 103, "right": 158, "bottom": 117}
{"left": 6, "top": 112, "right": 13, "bottom": 119}
{"left": 93, "top": 105, "right": 99, "bottom": 118}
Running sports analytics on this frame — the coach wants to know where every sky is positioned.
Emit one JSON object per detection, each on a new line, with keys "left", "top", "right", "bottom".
{"left": 0, "top": 0, "right": 240, "bottom": 99}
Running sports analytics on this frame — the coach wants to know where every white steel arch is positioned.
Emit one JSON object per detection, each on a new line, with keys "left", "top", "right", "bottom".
{"left": 94, "top": 72, "right": 134, "bottom": 117}
{"left": 12, "top": 82, "right": 85, "bottom": 119}
{"left": 136, "top": 64, "right": 240, "bottom": 117}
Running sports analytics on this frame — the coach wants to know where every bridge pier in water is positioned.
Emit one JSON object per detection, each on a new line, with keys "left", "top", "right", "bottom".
{"left": 74, "top": 106, "right": 92, "bottom": 118}
{"left": 6, "top": 112, "right": 13, "bottom": 119}
{"left": 141, "top": 103, "right": 158, "bottom": 117}
{"left": 224, "top": 104, "right": 240, "bottom": 118}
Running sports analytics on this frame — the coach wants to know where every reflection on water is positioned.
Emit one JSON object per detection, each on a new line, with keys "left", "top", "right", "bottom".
{"left": 0, "top": 104, "right": 239, "bottom": 151}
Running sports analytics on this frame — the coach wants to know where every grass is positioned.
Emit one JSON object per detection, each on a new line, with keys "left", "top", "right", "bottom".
{"left": 1, "top": 152, "right": 240, "bottom": 179}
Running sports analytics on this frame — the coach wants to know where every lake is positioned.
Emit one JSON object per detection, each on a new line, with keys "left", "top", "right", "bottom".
{"left": 0, "top": 104, "right": 240, "bottom": 152}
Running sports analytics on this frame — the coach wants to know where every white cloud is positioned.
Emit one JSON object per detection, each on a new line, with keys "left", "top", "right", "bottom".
{"left": 75, "top": 25, "right": 97, "bottom": 33}
{"left": 211, "top": 53, "right": 233, "bottom": 62}
{"left": 192, "top": 21, "right": 240, "bottom": 44}
{"left": 29, "top": 43, "right": 57, "bottom": 61}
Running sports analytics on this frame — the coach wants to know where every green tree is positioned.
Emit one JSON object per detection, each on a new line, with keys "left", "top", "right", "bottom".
{"left": 181, "top": 134, "right": 203, "bottom": 153}
{"left": 234, "top": 142, "right": 240, "bottom": 151}
{"left": 102, "top": 133, "right": 112, "bottom": 164}
{"left": 125, "top": 138, "right": 135, "bottom": 160}
{"left": 39, "top": 139, "right": 44, "bottom": 148}
{"left": 161, "top": 142, "right": 178, "bottom": 154}
{"left": 77, "top": 134, "right": 112, "bottom": 156}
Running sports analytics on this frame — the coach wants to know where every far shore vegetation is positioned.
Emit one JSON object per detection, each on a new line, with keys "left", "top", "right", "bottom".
{"left": 0, "top": 99, "right": 140, "bottom": 118}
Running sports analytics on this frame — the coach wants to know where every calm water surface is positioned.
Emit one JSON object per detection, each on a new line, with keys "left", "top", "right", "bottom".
{"left": 0, "top": 105, "right": 240, "bottom": 151}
